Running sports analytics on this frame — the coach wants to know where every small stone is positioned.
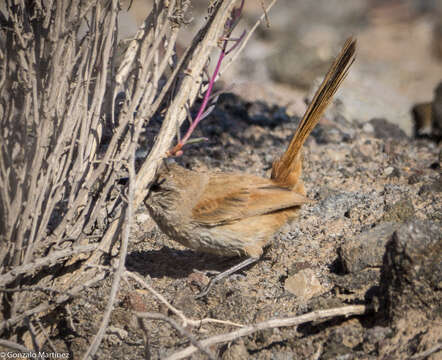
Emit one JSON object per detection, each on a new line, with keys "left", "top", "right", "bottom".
{"left": 125, "top": 290, "right": 147, "bottom": 312}
{"left": 284, "top": 268, "right": 324, "bottom": 301}
{"left": 388, "top": 167, "right": 401, "bottom": 178}
{"left": 384, "top": 167, "right": 394, "bottom": 176}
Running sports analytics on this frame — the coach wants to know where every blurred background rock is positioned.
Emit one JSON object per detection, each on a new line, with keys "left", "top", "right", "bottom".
{"left": 119, "top": 0, "right": 442, "bottom": 136}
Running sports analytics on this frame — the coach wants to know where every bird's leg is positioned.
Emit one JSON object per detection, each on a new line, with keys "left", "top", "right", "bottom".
{"left": 193, "top": 269, "right": 220, "bottom": 276}
{"left": 195, "top": 257, "right": 259, "bottom": 299}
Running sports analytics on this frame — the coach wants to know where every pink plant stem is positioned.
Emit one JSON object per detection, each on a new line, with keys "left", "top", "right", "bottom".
{"left": 168, "top": 0, "right": 245, "bottom": 156}
{"left": 180, "top": 50, "right": 226, "bottom": 145}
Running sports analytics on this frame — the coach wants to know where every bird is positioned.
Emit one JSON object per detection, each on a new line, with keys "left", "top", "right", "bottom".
{"left": 144, "top": 37, "right": 356, "bottom": 297}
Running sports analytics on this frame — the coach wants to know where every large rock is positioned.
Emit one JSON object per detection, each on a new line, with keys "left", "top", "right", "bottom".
{"left": 378, "top": 220, "right": 441, "bottom": 321}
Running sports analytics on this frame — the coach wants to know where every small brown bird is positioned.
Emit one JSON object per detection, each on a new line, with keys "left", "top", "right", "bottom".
{"left": 145, "top": 38, "right": 356, "bottom": 297}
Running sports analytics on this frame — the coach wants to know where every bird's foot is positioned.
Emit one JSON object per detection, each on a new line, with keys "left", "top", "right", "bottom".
{"left": 194, "top": 257, "right": 259, "bottom": 299}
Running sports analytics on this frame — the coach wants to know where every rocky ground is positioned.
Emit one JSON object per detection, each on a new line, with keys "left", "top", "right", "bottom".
{"left": 58, "top": 86, "right": 441, "bottom": 359}
{"left": 28, "top": 1, "right": 442, "bottom": 359}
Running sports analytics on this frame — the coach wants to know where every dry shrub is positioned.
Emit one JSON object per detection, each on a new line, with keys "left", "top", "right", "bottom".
{"left": 0, "top": 0, "right": 241, "bottom": 354}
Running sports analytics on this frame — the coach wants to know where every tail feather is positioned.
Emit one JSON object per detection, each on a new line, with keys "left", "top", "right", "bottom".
{"left": 271, "top": 37, "right": 356, "bottom": 188}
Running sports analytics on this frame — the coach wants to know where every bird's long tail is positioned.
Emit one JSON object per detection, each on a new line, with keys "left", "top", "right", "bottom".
{"left": 271, "top": 37, "right": 356, "bottom": 190}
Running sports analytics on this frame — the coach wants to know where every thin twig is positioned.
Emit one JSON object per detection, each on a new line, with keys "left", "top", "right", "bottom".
{"left": 124, "top": 270, "right": 243, "bottom": 329}
{"left": 167, "top": 0, "right": 246, "bottom": 157}
{"left": 0, "top": 285, "right": 64, "bottom": 295}
{"left": 0, "top": 339, "right": 32, "bottom": 352}
{"left": 409, "top": 342, "right": 442, "bottom": 360}
{"left": 136, "top": 315, "right": 151, "bottom": 360}
{"left": 165, "top": 305, "right": 371, "bottom": 360}
{"left": 25, "top": 317, "right": 41, "bottom": 354}
{"left": 82, "top": 50, "right": 136, "bottom": 359}
{"left": 36, "top": 319, "right": 57, "bottom": 353}
{"left": 66, "top": 303, "right": 77, "bottom": 333}
{"left": 0, "top": 244, "right": 99, "bottom": 287}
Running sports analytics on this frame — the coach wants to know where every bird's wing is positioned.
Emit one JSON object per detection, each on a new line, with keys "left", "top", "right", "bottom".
{"left": 191, "top": 173, "right": 311, "bottom": 226}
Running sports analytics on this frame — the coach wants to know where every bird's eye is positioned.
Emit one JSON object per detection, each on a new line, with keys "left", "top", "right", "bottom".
{"left": 150, "top": 183, "right": 160, "bottom": 192}
{"left": 150, "top": 178, "right": 165, "bottom": 192}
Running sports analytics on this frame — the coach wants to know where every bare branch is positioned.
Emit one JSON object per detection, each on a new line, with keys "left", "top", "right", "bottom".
{"left": 166, "top": 305, "right": 371, "bottom": 360}
{"left": 125, "top": 270, "right": 243, "bottom": 329}
{"left": 0, "top": 339, "right": 32, "bottom": 353}
{"left": 82, "top": 65, "right": 138, "bottom": 360}
{"left": 0, "top": 244, "right": 98, "bottom": 287}
{"left": 410, "top": 343, "right": 442, "bottom": 360}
